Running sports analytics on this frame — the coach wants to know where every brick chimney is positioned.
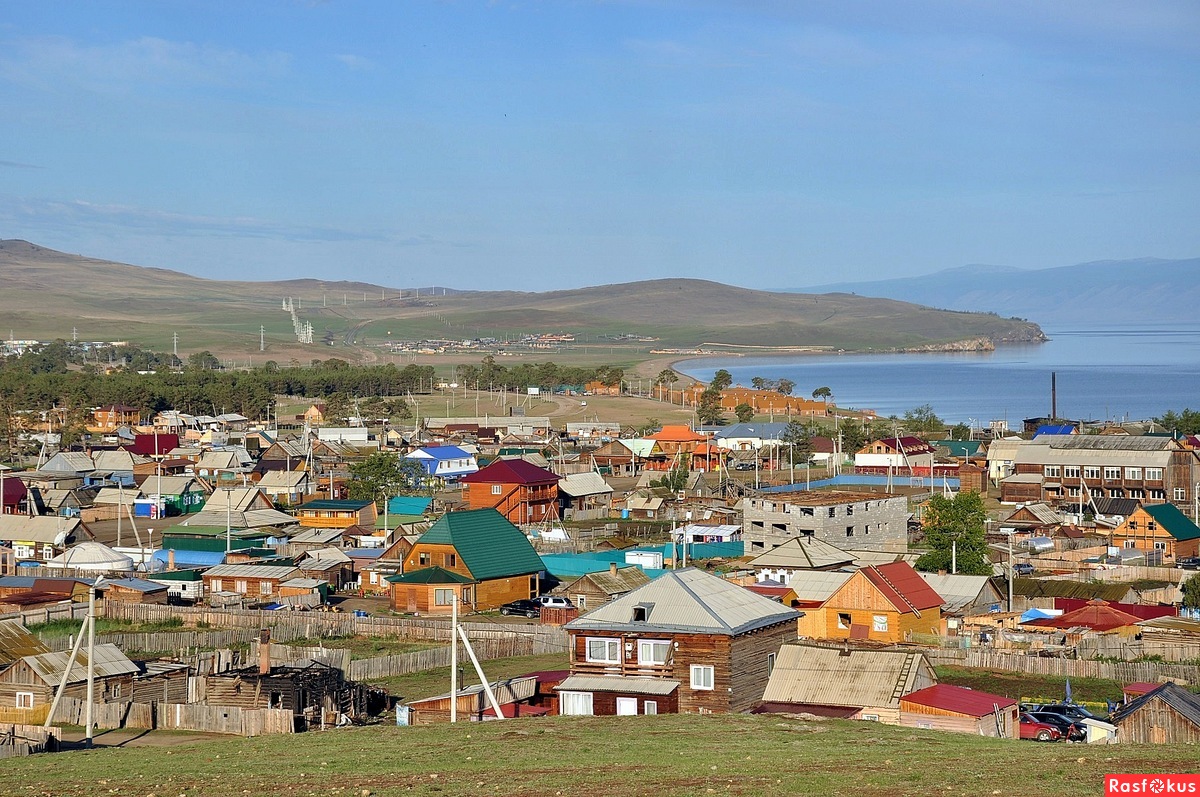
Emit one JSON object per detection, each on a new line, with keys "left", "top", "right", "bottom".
{"left": 609, "top": 562, "right": 618, "bottom": 576}
{"left": 167, "top": 549, "right": 176, "bottom": 570}
{"left": 258, "top": 628, "right": 272, "bottom": 675}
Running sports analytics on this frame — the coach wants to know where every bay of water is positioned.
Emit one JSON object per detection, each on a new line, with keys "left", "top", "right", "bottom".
{"left": 676, "top": 324, "right": 1200, "bottom": 425}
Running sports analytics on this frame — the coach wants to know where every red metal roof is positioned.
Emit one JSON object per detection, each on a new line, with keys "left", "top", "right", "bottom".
{"left": 1026, "top": 599, "right": 1143, "bottom": 632}
{"left": 1123, "top": 682, "right": 1161, "bottom": 696}
{"left": 902, "top": 684, "right": 1016, "bottom": 716}
{"left": 127, "top": 433, "right": 180, "bottom": 456}
{"left": 460, "top": 459, "right": 560, "bottom": 486}
{"left": 649, "top": 425, "right": 706, "bottom": 443}
{"left": 861, "top": 561, "right": 944, "bottom": 613}
{"left": 484, "top": 702, "right": 552, "bottom": 718}
{"left": 1055, "top": 598, "right": 1176, "bottom": 621}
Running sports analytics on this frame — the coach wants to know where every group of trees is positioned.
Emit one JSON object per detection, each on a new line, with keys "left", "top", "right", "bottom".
{"left": 1154, "top": 409, "right": 1200, "bottom": 436}
{"left": 748, "top": 376, "right": 796, "bottom": 395}
{"left": 454, "top": 355, "right": 624, "bottom": 392}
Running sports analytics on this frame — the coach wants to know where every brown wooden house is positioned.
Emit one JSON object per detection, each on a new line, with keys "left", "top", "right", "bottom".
{"left": 0, "top": 643, "right": 139, "bottom": 710}
{"left": 386, "top": 566, "right": 476, "bottom": 614}
{"left": 805, "top": 561, "right": 944, "bottom": 644}
{"left": 401, "top": 509, "right": 545, "bottom": 611}
{"left": 1109, "top": 503, "right": 1200, "bottom": 564}
{"left": 899, "top": 684, "right": 1017, "bottom": 738}
{"left": 459, "top": 459, "right": 560, "bottom": 525}
{"left": 560, "top": 563, "right": 651, "bottom": 612}
{"left": 294, "top": 499, "right": 377, "bottom": 529}
{"left": 201, "top": 564, "right": 303, "bottom": 601}
{"left": 557, "top": 568, "right": 800, "bottom": 716}
{"left": 1109, "top": 682, "right": 1200, "bottom": 744}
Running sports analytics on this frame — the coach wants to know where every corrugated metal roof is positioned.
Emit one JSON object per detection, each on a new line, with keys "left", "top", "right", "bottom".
{"left": 566, "top": 568, "right": 800, "bottom": 636}
{"left": 23, "top": 643, "right": 140, "bottom": 685}
{"left": 555, "top": 675, "right": 680, "bottom": 696}
{"left": 901, "top": 684, "right": 1016, "bottom": 716}
{"left": 0, "top": 516, "right": 79, "bottom": 544}
{"left": 558, "top": 472, "right": 614, "bottom": 497}
{"left": 567, "top": 565, "right": 651, "bottom": 596}
{"left": 918, "top": 573, "right": 997, "bottom": 614}
{"left": 748, "top": 537, "right": 855, "bottom": 570}
{"left": 416, "top": 509, "right": 545, "bottom": 581}
{"left": 203, "top": 564, "right": 302, "bottom": 580}
{"left": 783, "top": 571, "right": 854, "bottom": 603}
{"left": 460, "top": 458, "right": 559, "bottom": 486}
{"left": 0, "top": 619, "right": 50, "bottom": 665}
{"left": 861, "top": 562, "right": 944, "bottom": 612}
{"left": 1109, "top": 683, "right": 1200, "bottom": 729}
{"left": 1143, "top": 503, "right": 1200, "bottom": 541}
{"left": 762, "top": 644, "right": 933, "bottom": 708}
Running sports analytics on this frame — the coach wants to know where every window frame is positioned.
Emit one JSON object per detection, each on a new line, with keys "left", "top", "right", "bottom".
{"left": 690, "top": 664, "right": 714, "bottom": 691}
{"left": 585, "top": 637, "right": 620, "bottom": 664}
{"left": 637, "top": 639, "right": 671, "bottom": 666}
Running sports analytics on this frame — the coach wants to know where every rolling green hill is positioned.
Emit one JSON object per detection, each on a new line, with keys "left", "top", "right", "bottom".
{"left": 0, "top": 240, "right": 1044, "bottom": 361}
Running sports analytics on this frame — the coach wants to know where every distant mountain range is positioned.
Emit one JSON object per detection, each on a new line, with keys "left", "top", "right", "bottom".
{"left": 796, "top": 257, "right": 1200, "bottom": 325}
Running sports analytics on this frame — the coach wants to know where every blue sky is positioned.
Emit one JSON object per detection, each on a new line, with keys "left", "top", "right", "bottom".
{"left": 1, "top": 1, "right": 1197, "bottom": 291}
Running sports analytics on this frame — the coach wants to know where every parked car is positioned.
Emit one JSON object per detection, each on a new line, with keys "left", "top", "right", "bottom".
{"left": 1019, "top": 713, "right": 1063, "bottom": 742}
{"left": 1176, "top": 556, "right": 1200, "bottom": 570}
{"left": 535, "top": 595, "right": 574, "bottom": 609}
{"left": 1012, "top": 563, "right": 1035, "bottom": 576}
{"left": 1036, "top": 703, "right": 1098, "bottom": 723}
{"left": 1026, "top": 711, "right": 1085, "bottom": 741}
{"left": 499, "top": 599, "right": 542, "bottom": 618}
{"left": 734, "top": 462, "right": 756, "bottom": 471}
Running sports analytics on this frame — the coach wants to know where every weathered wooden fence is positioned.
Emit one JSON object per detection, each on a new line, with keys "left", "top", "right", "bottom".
{"left": 0, "top": 724, "right": 56, "bottom": 758}
{"left": 0, "top": 603, "right": 88, "bottom": 626}
{"left": 927, "top": 649, "right": 1200, "bottom": 685}
{"left": 103, "top": 602, "right": 569, "bottom": 651}
{"left": 40, "top": 628, "right": 264, "bottom": 655}
{"left": 51, "top": 697, "right": 293, "bottom": 736}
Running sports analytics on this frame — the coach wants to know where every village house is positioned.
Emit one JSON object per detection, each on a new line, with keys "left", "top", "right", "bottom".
{"left": 742, "top": 490, "right": 909, "bottom": 554}
{"left": 1108, "top": 682, "right": 1200, "bottom": 744}
{"left": 559, "top": 563, "right": 652, "bottom": 612}
{"left": 746, "top": 536, "right": 857, "bottom": 582}
{"left": 757, "top": 644, "right": 936, "bottom": 722}
{"left": 645, "top": 425, "right": 708, "bottom": 469}
{"left": 801, "top": 561, "right": 944, "bottom": 643}
{"left": 400, "top": 508, "right": 545, "bottom": 611}
{"left": 386, "top": 565, "right": 475, "bottom": 614}
{"left": 87, "top": 404, "right": 141, "bottom": 434}
{"left": 556, "top": 471, "right": 614, "bottom": 521}
{"left": 1109, "top": 502, "right": 1200, "bottom": 564}
{"left": 255, "top": 469, "right": 315, "bottom": 507}
{"left": 459, "top": 458, "right": 560, "bottom": 525}
{"left": 853, "top": 436, "right": 940, "bottom": 477}
{"left": 0, "top": 516, "right": 86, "bottom": 562}
{"left": 202, "top": 564, "right": 303, "bottom": 602}
{"left": 0, "top": 643, "right": 140, "bottom": 709}
{"left": 899, "top": 684, "right": 1018, "bottom": 738}
{"left": 404, "top": 445, "right": 479, "bottom": 486}
{"left": 294, "top": 499, "right": 378, "bottom": 529}
{"left": 557, "top": 568, "right": 800, "bottom": 716}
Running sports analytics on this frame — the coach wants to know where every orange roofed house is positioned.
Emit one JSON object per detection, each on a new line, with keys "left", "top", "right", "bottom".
{"left": 803, "top": 561, "right": 944, "bottom": 644}
{"left": 646, "top": 425, "right": 708, "bottom": 472}
{"left": 460, "top": 459, "right": 560, "bottom": 525}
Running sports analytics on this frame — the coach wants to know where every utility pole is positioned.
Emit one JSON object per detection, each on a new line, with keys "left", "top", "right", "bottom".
{"left": 260, "top": 325, "right": 265, "bottom": 352}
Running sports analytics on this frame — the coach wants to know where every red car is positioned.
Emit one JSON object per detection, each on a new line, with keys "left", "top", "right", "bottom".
{"left": 1020, "top": 712, "right": 1063, "bottom": 741}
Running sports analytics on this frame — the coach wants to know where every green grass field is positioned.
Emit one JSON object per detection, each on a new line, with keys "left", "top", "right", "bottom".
{"left": 6, "top": 712, "right": 1197, "bottom": 797}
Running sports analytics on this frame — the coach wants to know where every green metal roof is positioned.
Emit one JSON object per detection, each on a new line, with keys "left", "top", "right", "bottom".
{"left": 385, "top": 566, "right": 474, "bottom": 585}
{"left": 416, "top": 508, "right": 545, "bottom": 581}
{"left": 300, "top": 499, "right": 373, "bottom": 511}
{"left": 933, "top": 440, "right": 982, "bottom": 458}
{"left": 1143, "top": 503, "right": 1200, "bottom": 542}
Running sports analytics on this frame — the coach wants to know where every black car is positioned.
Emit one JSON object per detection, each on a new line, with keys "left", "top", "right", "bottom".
{"left": 1026, "top": 711, "right": 1085, "bottom": 741}
{"left": 1036, "top": 703, "right": 1098, "bottom": 723}
{"left": 1176, "top": 556, "right": 1200, "bottom": 570}
{"left": 499, "top": 599, "right": 542, "bottom": 618}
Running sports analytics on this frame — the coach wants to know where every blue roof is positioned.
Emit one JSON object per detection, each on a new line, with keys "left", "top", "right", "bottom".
{"left": 151, "top": 549, "right": 226, "bottom": 568}
{"left": 411, "top": 445, "right": 471, "bottom": 460}
{"left": 714, "top": 422, "right": 792, "bottom": 440}
{"left": 387, "top": 496, "right": 433, "bottom": 515}
{"left": 1034, "top": 424, "right": 1076, "bottom": 437}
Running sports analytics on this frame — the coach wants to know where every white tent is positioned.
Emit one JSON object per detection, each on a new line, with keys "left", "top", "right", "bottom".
{"left": 44, "top": 541, "right": 134, "bottom": 573}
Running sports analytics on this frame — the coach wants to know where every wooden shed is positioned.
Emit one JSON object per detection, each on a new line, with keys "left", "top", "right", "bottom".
{"left": 1109, "top": 682, "right": 1200, "bottom": 744}
{"left": 0, "top": 643, "right": 140, "bottom": 709}
{"left": 899, "top": 684, "right": 1017, "bottom": 738}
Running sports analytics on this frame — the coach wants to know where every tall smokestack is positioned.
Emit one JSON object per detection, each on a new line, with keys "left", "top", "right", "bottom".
{"left": 1051, "top": 372, "right": 1057, "bottom": 421}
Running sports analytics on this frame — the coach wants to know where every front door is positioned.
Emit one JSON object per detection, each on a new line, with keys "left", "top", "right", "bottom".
{"left": 615, "top": 697, "right": 638, "bottom": 716}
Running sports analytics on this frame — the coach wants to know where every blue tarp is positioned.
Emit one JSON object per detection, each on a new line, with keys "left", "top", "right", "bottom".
{"left": 150, "top": 549, "right": 226, "bottom": 568}
{"left": 1020, "top": 607, "right": 1061, "bottom": 622}
{"left": 387, "top": 496, "right": 433, "bottom": 515}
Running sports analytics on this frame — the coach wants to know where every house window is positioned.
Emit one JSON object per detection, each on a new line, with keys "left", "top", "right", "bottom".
{"left": 444, "top": 553, "right": 457, "bottom": 568}
{"left": 1125, "top": 467, "right": 1142, "bottom": 480}
{"left": 1082, "top": 466, "right": 1101, "bottom": 480}
{"left": 1130, "top": 489, "right": 1145, "bottom": 499}
{"left": 1104, "top": 467, "right": 1121, "bottom": 480}
{"left": 574, "top": 595, "right": 587, "bottom": 609}
{"left": 846, "top": 505, "right": 854, "bottom": 516}
{"left": 862, "top": 714, "right": 880, "bottom": 722}
{"left": 1154, "top": 542, "right": 1167, "bottom": 551}
{"left": 1128, "top": 521, "right": 1138, "bottom": 530}
{"left": 585, "top": 637, "right": 620, "bottom": 664}
{"left": 235, "top": 580, "right": 248, "bottom": 593}
{"left": 638, "top": 639, "right": 670, "bottom": 666}
{"left": 644, "top": 700, "right": 658, "bottom": 715}
{"left": 418, "top": 553, "right": 431, "bottom": 566}
{"left": 1043, "top": 466, "right": 1060, "bottom": 478}
{"left": 491, "top": 485, "right": 502, "bottom": 495}
{"left": 1148, "top": 521, "right": 1157, "bottom": 531}
{"left": 434, "top": 588, "right": 454, "bottom": 606}
{"left": 873, "top": 615, "right": 889, "bottom": 633}
{"left": 1063, "top": 466, "right": 1080, "bottom": 478}
{"left": 41, "top": 546, "right": 54, "bottom": 560}
{"left": 15, "top": 693, "right": 33, "bottom": 709}
{"left": 846, "top": 526, "right": 854, "bottom": 537}
{"left": 690, "top": 664, "right": 714, "bottom": 691}
{"left": 837, "top": 613, "right": 852, "bottom": 630}
{"left": 1124, "top": 540, "right": 1137, "bottom": 549}
{"left": 828, "top": 507, "right": 836, "bottom": 518}
{"left": 211, "top": 579, "right": 223, "bottom": 592}
{"left": 767, "top": 652, "right": 776, "bottom": 676}
{"left": 1174, "top": 488, "right": 1187, "bottom": 501}
{"left": 1145, "top": 468, "right": 1163, "bottom": 481}
{"left": 259, "top": 581, "right": 273, "bottom": 595}
{"left": 559, "top": 691, "right": 594, "bottom": 716}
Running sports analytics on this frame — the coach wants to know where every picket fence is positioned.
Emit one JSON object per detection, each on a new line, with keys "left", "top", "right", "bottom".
{"left": 928, "top": 649, "right": 1200, "bottom": 684}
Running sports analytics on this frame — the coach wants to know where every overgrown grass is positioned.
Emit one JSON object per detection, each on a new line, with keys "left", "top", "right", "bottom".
{"left": 28, "top": 616, "right": 186, "bottom": 638}
{"left": 936, "top": 665, "right": 1127, "bottom": 706}
{"left": 285, "top": 635, "right": 440, "bottom": 659}
{"left": 368, "top": 652, "right": 569, "bottom": 702}
{"left": 5, "top": 713, "right": 1198, "bottom": 796}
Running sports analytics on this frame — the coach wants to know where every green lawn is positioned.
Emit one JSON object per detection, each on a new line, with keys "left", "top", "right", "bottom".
{"left": 285, "top": 635, "right": 441, "bottom": 658}
{"left": 28, "top": 616, "right": 187, "bottom": 638}
{"left": 935, "top": 665, "right": 1129, "bottom": 707}
{"left": 5, "top": 712, "right": 1198, "bottom": 797}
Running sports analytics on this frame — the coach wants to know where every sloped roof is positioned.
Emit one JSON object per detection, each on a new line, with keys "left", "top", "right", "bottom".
{"left": 1142, "top": 503, "right": 1200, "bottom": 542}
{"left": 1034, "top": 424, "right": 1076, "bottom": 437}
{"left": 649, "top": 425, "right": 706, "bottom": 443}
{"left": 873, "top": 437, "right": 936, "bottom": 454}
{"left": 901, "top": 684, "right": 1016, "bottom": 716}
{"left": 859, "top": 562, "right": 944, "bottom": 613}
{"left": 0, "top": 619, "right": 50, "bottom": 665}
{"left": 42, "top": 452, "right": 95, "bottom": 473}
{"left": 299, "top": 499, "right": 373, "bottom": 511}
{"left": 747, "top": 536, "right": 856, "bottom": 570}
{"left": 762, "top": 644, "right": 933, "bottom": 709}
{"left": 1109, "top": 682, "right": 1200, "bottom": 729}
{"left": 918, "top": 573, "right": 999, "bottom": 614}
{"left": 460, "top": 458, "right": 559, "bottom": 486}
{"left": 555, "top": 675, "right": 679, "bottom": 696}
{"left": 1024, "top": 599, "right": 1144, "bottom": 632}
{"left": 22, "top": 643, "right": 140, "bottom": 685}
{"left": 105, "top": 577, "right": 167, "bottom": 593}
{"left": 415, "top": 508, "right": 545, "bottom": 581}
{"left": 1014, "top": 579, "right": 1134, "bottom": 602}
{"left": 1092, "top": 497, "right": 1140, "bottom": 518}
{"left": 93, "top": 486, "right": 141, "bottom": 505}
{"left": 255, "top": 470, "right": 309, "bottom": 490}
{"left": 146, "top": 475, "right": 206, "bottom": 496}
{"left": 408, "top": 445, "right": 472, "bottom": 460}
{"left": 784, "top": 570, "right": 854, "bottom": 603}
{"left": 558, "top": 472, "right": 614, "bottom": 497}
{"left": 388, "top": 496, "right": 433, "bottom": 515}
{"left": 92, "top": 450, "right": 147, "bottom": 472}
{"left": 385, "top": 566, "right": 474, "bottom": 585}
{"left": 203, "top": 564, "right": 302, "bottom": 580}
{"left": 566, "top": 567, "right": 800, "bottom": 636}
{"left": 0, "top": 516, "right": 80, "bottom": 545}
{"left": 618, "top": 439, "right": 660, "bottom": 458}
{"left": 567, "top": 565, "right": 651, "bottom": 596}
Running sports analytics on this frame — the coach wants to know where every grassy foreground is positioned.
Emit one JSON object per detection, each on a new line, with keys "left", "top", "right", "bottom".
{"left": 6, "top": 713, "right": 1198, "bottom": 797}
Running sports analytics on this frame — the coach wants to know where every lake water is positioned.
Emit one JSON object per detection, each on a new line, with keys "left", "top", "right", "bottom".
{"left": 676, "top": 324, "right": 1200, "bottom": 426}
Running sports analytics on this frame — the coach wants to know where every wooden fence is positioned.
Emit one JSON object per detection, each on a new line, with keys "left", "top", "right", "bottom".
{"left": 0, "top": 724, "right": 56, "bottom": 758}
{"left": 927, "top": 649, "right": 1200, "bottom": 684}
{"left": 103, "top": 602, "right": 569, "bottom": 651}
{"left": 0, "top": 603, "right": 88, "bottom": 626}
{"left": 50, "top": 697, "right": 293, "bottom": 736}
{"left": 40, "top": 628, "right": 264, "bottom": 655}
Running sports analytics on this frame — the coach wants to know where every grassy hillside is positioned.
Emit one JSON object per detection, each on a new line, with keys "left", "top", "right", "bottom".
{"left": 4, "top": 713, "right": 1194, "bottom": 796}
{"left": 1, "top": 239, "right": 1045, "bottom": 361}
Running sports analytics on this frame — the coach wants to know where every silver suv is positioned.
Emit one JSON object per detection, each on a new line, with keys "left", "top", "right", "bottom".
{"left": 535, "top": 595, "right": 574, "bottom": 609}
